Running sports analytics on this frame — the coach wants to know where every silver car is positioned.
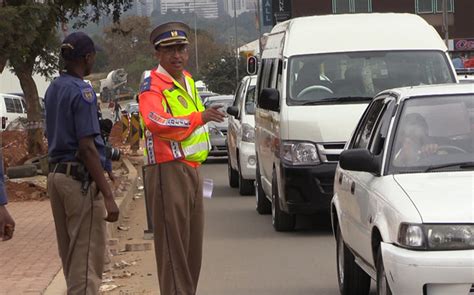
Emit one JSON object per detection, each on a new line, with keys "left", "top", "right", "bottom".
{"left": 204, "top": 95, "right": 234, "bottom": 156}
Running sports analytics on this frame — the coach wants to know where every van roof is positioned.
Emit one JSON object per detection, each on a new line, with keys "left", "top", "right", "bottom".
{"left": 266, "top": 13, "right": 446, "bottom": 57}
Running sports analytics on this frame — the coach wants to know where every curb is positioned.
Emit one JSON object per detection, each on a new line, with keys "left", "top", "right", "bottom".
{"left": 43, "top": 157, "right": 139, "bottom": 295}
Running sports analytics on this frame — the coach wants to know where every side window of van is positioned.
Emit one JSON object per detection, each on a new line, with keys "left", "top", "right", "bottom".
{"left": 233, "top": 82, "right": 244, "bottom": 107}
{"left": 20, "top": 99, "right": 27, "bottom": 113}
{"left": 4, "top": 97, "right": 16, "bottom": 113}
{"left": 257, "top": 59, "right": 274, "bottom": 108}
{"left": 270, "top": 59, "right": 283, "bottom": 92}
{"left": 13, "top": 99, "right": 23, "bottom": 113}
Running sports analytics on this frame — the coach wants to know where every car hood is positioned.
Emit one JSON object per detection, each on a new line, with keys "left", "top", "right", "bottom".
{"left": 393, "top": 172, "right": 474, "bottom": 223}
{"left": 285, "top": 103, "right": 368, "bottom": 142}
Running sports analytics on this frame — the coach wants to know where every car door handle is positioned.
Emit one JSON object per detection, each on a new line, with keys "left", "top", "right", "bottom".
{"left": 350, "top": 182, "right": 355, "bottom": 195}
{"left": 338, "top": 173, "right": 343, "bottom": 185}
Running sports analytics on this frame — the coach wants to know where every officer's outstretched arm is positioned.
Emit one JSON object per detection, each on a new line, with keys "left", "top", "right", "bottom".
{"left": 78, "top": 136, "right": 119, "bottom": 222}
{"left": 139, "top": 91, "right": 204, "bottom": 142}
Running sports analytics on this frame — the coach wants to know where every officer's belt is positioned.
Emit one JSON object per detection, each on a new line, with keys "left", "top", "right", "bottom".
{"left": 49, "top": 162, "right": 83, "bottom": 179}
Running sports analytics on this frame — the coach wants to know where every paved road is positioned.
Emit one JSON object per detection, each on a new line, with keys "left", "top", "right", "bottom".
{"left": 198, "top": 159, "right": 375, "bottom": 295}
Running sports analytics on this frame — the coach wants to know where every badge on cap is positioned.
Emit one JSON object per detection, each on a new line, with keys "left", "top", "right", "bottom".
{"left": 81, "top": 87, "right": 96, "bottom": 104}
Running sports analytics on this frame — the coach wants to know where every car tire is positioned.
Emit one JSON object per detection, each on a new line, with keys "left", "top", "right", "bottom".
{"left": 238, "top": 157, "right": 254, "bottom": 196}
{"left": 376, "top": 246, "right": 393, "bottom": 295}
{"left": 255, "top": 160, "right": 271, "bottom": 215}
{"left": 336, "top": 225, "right": 371, "bottom": 295}
{"left": 227, "top": 157, "right": 238, "bottom": 188}
{"left": 272, "top": 170, "right": 295, "bottom": 232}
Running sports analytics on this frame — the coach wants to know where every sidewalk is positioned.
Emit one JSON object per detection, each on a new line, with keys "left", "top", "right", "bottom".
{"left": 0, "top": 201, "right": 61, "bottom": 294}
{"left": 0, "top": 157, "right": 138, "bottom": 295}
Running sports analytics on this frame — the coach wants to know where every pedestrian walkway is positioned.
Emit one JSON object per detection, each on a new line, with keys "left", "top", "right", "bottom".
{"left": 0, "top": 201, "right": 61, "bottom": 295}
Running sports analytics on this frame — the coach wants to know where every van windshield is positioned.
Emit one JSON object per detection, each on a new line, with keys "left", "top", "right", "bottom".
{"left": 287, "top": 51, "right": 455, "bottom": 105}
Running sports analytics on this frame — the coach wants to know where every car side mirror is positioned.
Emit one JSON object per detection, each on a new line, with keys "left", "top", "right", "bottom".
{"left": 227, "top": 106, "right": 239, "bottom": 118}
{"left": 259, "top": 88, "right": 280, "bottom": 112}
{"left": 339, "top": 149, "right": 379, "bottom": 174}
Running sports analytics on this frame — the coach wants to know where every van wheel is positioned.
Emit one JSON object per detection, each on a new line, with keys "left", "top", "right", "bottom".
{"left": 255, "top": 161, "right": 271, "bottom": 214}
{"left": 271, "top": 170, "right": 295, "bottom": 232}
{"left": 227, "top": 157, "right": 238, "bottom": 188}
{"left": 336, "top": 225, "right": 371, "bottom": 295}
{"left": 238, "top": 159, "right": 254, "bottom": 196}
{"left": 376, "top": 246, "right": 393, "bottom": 295}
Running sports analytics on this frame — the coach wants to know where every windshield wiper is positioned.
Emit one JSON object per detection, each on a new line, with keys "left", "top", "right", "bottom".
{"left": 298, "top": 96, "right": 372, "bottom": 105}
{"left": 424, "top": 161, "right": 474, "bottom": 172}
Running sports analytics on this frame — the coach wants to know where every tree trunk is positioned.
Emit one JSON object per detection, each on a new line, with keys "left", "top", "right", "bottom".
{"left": 16, "top": 70, "right": 45, "bottom": 156}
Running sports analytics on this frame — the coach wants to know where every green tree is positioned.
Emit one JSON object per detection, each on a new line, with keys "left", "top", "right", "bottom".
{"left": 101, "top": 16, "right": 155, "bottom": 89}
{"left": 201, "top": 51, "right": 247, "bottom": 94}
{"left": 0, "top": 0, "right": 132, "bottom": 155}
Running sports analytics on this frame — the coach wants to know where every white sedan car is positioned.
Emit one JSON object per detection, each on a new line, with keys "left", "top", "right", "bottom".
{"left": 331, "top": 84, "right": 474, "bottom": 295}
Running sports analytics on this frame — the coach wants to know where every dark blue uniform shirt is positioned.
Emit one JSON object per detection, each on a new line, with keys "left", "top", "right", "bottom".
{"left": 45, "top": 73, "right": 111, "bottom": 172}
{"left": 0, "top": 157, "right": 7, "bottom": 205}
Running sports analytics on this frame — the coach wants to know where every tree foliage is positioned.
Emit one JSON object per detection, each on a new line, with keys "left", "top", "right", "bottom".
{"left": 201, "top": 52, "right": 247, "bottom": 95}
{"left": 0, "top": 0, "right": 132, "bottom": 155}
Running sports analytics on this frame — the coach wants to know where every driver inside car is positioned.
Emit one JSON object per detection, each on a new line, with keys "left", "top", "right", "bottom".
{"left": 293, "top": 62, "right": 333, "bottom": 99}
{"left": 393, "top": 113, "right": 439, "bottom": 166}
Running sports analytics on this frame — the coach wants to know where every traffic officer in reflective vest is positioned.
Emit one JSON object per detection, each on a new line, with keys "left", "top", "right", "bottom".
{"left": 139, "top": 22, "right": 225, "bottom": 295}
{"left": 45, "top": 32, "right": 119, "bottom": 294}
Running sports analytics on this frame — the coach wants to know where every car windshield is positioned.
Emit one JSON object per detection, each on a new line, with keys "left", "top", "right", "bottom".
{"left": 287, "top": 51, "right": 455, "bottom": 105}
{"left": 389, "top": 94, "right": 474, "bottom": 173}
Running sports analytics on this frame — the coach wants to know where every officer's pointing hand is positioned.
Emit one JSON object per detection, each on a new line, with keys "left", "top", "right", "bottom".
{"left": 104, "top": 197, "right": 120, "bottom": 222}
{"left": 202, "top": 105, "right": 225, "bottom": 123}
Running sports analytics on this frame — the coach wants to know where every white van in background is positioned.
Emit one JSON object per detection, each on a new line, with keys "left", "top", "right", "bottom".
{"left": 254, "top": 13, "right": 457, "bottom": 231}
{"left": 0, "top": 93, "right": 27, "bottom": 130}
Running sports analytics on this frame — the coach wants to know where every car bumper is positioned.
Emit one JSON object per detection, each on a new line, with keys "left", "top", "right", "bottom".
{"left": 209, "top": 136, "right": 227, "bottom": 156}
{"left": 381, "top": 242, "right": 474, "bottom": 295}
{"left": 280, "top": 163, "right": 337, "bottom": 214}
{"left": 239, "top": 141, "right": 256, "bottom": 180}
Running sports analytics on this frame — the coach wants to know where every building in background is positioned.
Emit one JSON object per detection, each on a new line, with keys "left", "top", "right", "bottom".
{"left": 222, "top": 0, "right": 257, "bottom": 16}
{"left": 160, "top": 0, "right": 218, "bottom": 18}
{"left": 135, "top": 0, "right": 155, "bottom": 17}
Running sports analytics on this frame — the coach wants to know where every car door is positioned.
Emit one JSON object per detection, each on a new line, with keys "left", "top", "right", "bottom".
{"left": 228, "top": 79, "right": 246, "bottom": 169}
{"left": 255, "top": 58, "right": 276, "bottom": 195}
{"left": 338, "top": 98, "right": 387, "bottom": 256}
{"left": 350, "top": 97, "right": 396, "bottom": 263}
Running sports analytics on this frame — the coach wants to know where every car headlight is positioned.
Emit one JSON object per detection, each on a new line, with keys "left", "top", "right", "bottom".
{"left": 242, "top": 123, "right": 255, "bottom": 143}
{"left": 398, "top": 223, "right": 474, "bottom": 250}
{"left": 280, "top": 141, "right": 320, "bottom": 165}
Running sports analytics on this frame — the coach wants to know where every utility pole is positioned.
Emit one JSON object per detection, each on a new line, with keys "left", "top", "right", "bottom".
{"left": 256, "top": 0, "right": 263, "bottom": 56}
{"left": 442, "top": 0, "right": 449, "bottom": 46}
{"left": 233, "top": 0, "right": 239, "bottom": 87}
{"left": 194, "top": 0, "right": 199, "bottom": 74}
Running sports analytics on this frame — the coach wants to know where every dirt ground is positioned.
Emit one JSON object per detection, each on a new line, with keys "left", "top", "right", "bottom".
{"left": 101, "top": 180, "right": 159, "bottom": 295}
{"left": 1, "top": 130, "right": 47, "bottom": 169}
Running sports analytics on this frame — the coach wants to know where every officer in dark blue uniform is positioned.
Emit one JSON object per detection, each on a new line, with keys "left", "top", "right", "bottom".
{"left": 45, "top": 32, "right": 119, "bottom": 295}
{"left": 0, "top": 154, "right": 15, "bottom": 241}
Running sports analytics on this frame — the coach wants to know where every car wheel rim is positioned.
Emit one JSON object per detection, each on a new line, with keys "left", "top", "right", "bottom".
{"left": 337, "top": 234, "right": 344, "bottom": 286}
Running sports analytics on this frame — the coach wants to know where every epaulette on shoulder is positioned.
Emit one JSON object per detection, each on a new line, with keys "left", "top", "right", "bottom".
{"left": 140, "top": 76, "right": 152, "bottom": 93}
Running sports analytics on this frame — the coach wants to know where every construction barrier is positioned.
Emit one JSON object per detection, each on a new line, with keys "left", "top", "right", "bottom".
{"left": 130, "top": 112, "right": 140, "bottom": 155}
{"left": 121, "top": 114, "right": 130, "bottom": 144}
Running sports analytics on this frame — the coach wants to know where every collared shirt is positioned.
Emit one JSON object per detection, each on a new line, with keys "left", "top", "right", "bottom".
{"left": 0, "top": 157, "right": 7, "bottom": 205}
{"left": 45, "top": 73, "right": 110, "bottom": 171}
{"left": 156, "top": 65, "right": 193, "bottom": 97}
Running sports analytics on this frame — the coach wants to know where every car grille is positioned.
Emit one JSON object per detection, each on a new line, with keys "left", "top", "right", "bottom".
{"left": 317, "top": 143, "right": 345, "bottom": 163}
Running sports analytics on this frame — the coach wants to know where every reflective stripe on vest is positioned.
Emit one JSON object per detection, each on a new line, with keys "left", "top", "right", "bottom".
{"left": 163, "top": 76, "right": 210, "bottom": 163}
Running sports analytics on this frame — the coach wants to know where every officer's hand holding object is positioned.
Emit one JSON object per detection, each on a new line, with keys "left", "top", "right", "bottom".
{"left": 104, "top": 196, "right": 119, "bottom": 222}
{"left": 202, "top": 104, "right": 226, "bottom": 123}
